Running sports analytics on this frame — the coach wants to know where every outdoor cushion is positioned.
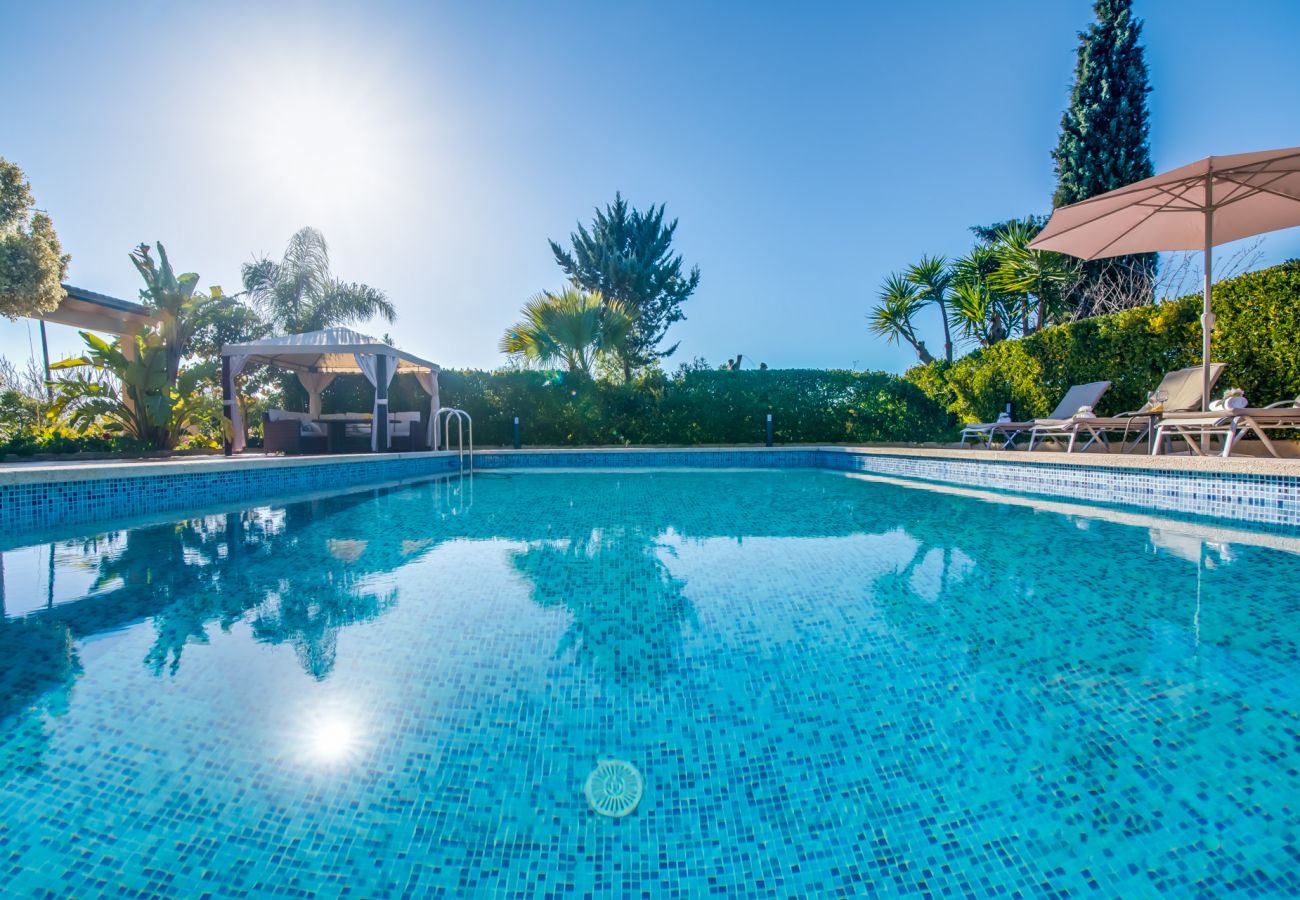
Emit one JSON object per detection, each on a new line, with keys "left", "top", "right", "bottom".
{"left": 267, "top": 409, "right": 325, "bottom": 437}
{"left": 390, "top": 411, "right": 420, "bottom": 437}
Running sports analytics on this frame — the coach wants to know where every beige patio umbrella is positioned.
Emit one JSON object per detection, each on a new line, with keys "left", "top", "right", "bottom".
{"left": 1029, "top": 146, "right": 1300, "bottom": 409}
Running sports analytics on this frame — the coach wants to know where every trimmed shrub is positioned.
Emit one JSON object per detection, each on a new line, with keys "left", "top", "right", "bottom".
{"left": 650, "top": 369, "right": 954, "bottom": 445}
{"left": 317, "top": 368, "right": 954, "bottom": 446}
{"left": 1212, "top": 261, "right": 1300, "bottom": 404}
{"left": 907, "top": 261, "right": 1300, "bottom": 422}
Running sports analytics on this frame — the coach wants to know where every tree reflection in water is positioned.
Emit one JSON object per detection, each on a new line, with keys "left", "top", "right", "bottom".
{"left": 0, "top": 617, "right": 79, "bottom": 772}
{"left": 7, "top": 489, "right": 420, "bottom": 684}
{"left": 511, "top": 527, "right": 696, "bottom": 686}
{"left": 0, "top": 488, "right": 427, "bottom": 771}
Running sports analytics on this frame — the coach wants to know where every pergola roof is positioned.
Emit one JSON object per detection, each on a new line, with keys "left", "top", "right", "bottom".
{"left": 220, "top": 327, "right": 439, "bottom": 374}
{"left": 38, "top": 284, "right": 156, "bottom": 335}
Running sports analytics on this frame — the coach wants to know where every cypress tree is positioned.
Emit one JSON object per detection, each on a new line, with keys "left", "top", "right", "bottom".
{"left": 1051, "top": 0, "right": 1156, "bottom": 312}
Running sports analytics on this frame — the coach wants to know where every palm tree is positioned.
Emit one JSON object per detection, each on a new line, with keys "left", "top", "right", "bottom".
{"left": 947, "top": 281, "right": 1020, "bottom": 348}
{"left": 989, "top": 220, "right": 1080, "bottom": 333}
{"left": 948, "top": 245, "right": 1022, "bottom": 347}
{"left": 241, "top": 227, "right": 394, "bottom": 334}
{"left": 868, "top": 272, "right": 934, "bottom": 364}
{"left": 907, "top": 255, "right": 954, "bottom": 363}
{"left": 499, "top": 288, "right": 633, "bottom": 376}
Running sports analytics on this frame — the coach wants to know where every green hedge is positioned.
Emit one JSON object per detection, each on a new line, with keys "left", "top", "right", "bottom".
{"left": 907, "top": 260, "right": 1300, "bottom": 423}
{"left": 317, "top": 368, "right": 953, "bottom": 446}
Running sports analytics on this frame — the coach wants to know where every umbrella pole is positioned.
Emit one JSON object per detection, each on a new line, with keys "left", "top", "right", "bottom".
{"left": 1202, "top": 172, "right": 1214, "bottom": 416}
{"left": 1202, "top": 242, "right": 1213, "bottom": 413}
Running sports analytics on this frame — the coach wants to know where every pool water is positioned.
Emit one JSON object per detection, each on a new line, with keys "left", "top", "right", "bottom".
{"left": 1, "top": 469, "right": 1297, "bottom": 896}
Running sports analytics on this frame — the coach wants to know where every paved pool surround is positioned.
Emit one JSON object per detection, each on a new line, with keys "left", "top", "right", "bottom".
{"left": 2, "top": 445, "right": 1299, "bottom": 535}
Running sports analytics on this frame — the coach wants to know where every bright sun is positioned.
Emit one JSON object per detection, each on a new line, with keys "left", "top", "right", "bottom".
{"left": 223, "top": 54, "right": 410, "bottom": 214}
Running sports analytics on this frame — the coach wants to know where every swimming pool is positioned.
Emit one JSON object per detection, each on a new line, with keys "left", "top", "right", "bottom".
{"left": 1, "top": 468, "right": 1297, "bottom": 895}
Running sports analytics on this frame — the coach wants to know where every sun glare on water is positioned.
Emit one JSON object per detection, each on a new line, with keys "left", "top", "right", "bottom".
{"left": 295, "top": 704, "right": 368, "bottom": 767}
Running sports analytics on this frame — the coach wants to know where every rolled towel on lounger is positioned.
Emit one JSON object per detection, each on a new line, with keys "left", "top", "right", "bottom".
{"left": 1223, "top": 388, "right": 1248, "bottom": 410}
{"left": 996, "top": 412, "right": 1011, "bottom": 423}
{"left": 1074, "top": 406, "right": 1096, "bottom": 419}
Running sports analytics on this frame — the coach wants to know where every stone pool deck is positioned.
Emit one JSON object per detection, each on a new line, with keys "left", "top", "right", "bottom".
{"left": 2, "top": 444, "right": 1299, "bottom": 535}
{"left": 1, "top": 443, "right": 1298, "bottom": 482}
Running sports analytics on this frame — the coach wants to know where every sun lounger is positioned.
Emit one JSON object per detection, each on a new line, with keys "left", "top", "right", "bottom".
{"left": 1028, "top": 364, "right": 1226, "bottom": 453}
{"left": 1155, "top": 398, "right": 1300, "bottom": 458}
{"left": 959, "top": 381, "right": 1112, "bottom": 449}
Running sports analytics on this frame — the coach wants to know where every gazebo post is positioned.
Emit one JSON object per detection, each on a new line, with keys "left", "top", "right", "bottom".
{"left": 375, "top": 354, "right": 389, "bottom": 452}
{"left": 221, "top": 355, "right": 234, "bottom": 457}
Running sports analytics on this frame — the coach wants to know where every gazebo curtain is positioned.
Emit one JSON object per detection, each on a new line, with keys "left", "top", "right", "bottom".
{"left": 225, "top": 355, "right": 250, "bottom": 452}
{"left": 415, "top": 370, "right": 441, "bottom": 450}
{"left": 296, "top": 370, "right": 337, "bottom": 417}
{"left": 355, "top": 352, "right": 397, "bottom": 450}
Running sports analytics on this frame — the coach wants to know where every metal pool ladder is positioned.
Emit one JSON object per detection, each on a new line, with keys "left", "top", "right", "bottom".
{"left": 437, "top": 408, "right": 474, "bottom": 473}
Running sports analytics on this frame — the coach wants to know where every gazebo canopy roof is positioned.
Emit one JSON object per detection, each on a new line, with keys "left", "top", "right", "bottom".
{"left": 220, "top": 327, "right": 439, "bottom": 374}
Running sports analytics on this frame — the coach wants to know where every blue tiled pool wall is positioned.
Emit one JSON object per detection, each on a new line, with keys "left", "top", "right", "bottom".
{"left": 475, "top": 448, "right": 1300, "bottom": 530}
{"left": 818, "top": 450, "right": 1300, "bottom": 529}
{"left": 472, "top": 449, "right": 819, "bottom": 469}
{"left": 0, "top": 454, "right": 462, "bottom": 534}
{"left": 5, "top": 447, "right": 1300, "bottom": 535}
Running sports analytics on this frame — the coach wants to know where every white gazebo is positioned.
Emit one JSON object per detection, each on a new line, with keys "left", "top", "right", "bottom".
{"left": 220, "top": 328, "right": 441, "bottom": 455}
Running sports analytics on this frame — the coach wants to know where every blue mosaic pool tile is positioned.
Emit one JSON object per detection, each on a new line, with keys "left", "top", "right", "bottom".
{"left": 817, "top": 449, "right": 1300, "bottom": 531}
{"left": 0, "top": 454, "right": 461, "bottom": 535}
{"left": 7, "top": 446, "right": 1300, "bottom": 540}
{"left": 2, "top": 470, "right": 1298, "bottom": 896}
{"left": 472, "top": 449, "right": 818, "bottom": 469}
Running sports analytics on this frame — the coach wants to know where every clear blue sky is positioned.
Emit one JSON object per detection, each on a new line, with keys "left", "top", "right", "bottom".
{"left": 3, "top": 0, "right": 1298, "bottom": 375}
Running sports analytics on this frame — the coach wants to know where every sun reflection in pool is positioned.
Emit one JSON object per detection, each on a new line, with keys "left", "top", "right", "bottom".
{"left": 296, "top": 706, "right": 365, "bottom": 767}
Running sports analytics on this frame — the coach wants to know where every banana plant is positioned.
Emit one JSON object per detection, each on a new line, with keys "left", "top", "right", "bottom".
{"left": 48, "top": 330, "right": 218, "bottom": 449}
{"left": 130, "top": 242, "right": 226, "bottom": 387}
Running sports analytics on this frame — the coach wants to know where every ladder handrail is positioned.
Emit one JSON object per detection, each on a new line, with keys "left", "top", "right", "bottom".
{"left": 436, "top": 407, "right": 473, "bottom": 473}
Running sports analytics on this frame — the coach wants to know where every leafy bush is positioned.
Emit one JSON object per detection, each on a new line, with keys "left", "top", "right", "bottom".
{"left": 0, "top": 386, "right": 41, "bottom": 439}
{"left": 1211, "top": 261, "right": 1300, "bottom": 405}
{"left": 0, "top": 424, "right": 128, "bottom": 460}
{"left": 49, "top": 331, "right": 220, "bottom": 450}
{"left": 312, "top": 367, "right": 954, "bottom": 446}
{"left": 907, "top": 261, "right": 1300, "bottom": 422}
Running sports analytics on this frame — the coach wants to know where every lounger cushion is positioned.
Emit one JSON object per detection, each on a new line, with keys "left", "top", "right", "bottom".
{"left": 267, "top": 409, "right": 326, "bottom": 437}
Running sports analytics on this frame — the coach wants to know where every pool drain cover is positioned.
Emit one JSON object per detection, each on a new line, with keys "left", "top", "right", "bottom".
{"left": 584, "top": 760, "right": 644, "bottom": 818}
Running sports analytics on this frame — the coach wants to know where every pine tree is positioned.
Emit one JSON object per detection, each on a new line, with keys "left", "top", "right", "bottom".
{"left": 550, "top": 194, "right": 700, "bottom": 382}
{"left": 1051, "top": 0, "right": 1155, "bottom": 313}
